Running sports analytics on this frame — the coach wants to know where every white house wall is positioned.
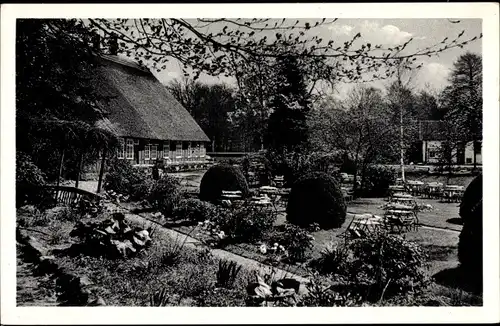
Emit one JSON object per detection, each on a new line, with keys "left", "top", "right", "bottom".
{"left": 422, "top": 140, "right": 482, "bottom": 165}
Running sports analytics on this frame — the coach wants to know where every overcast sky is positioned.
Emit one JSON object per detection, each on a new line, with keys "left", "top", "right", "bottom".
{"left": 152, "top": 18, "right": 482, "bottom": 99}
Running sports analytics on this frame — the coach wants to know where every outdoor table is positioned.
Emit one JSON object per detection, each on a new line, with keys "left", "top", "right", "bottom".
{"left": 342, "top": 213, "right": 383, "bottom": 242}
{"left": 441, "top": 186, "right": 465, "bottom": 203}
{"left": 384, "top": 209, "right": 418, "bottom": 233}
{"left": 425, "top": 183, "right": 443, "bottom": 199}
{"left": 407, "top": 180, "right": 425, "bottom": 196}
{"left": 351, "top": 214, "right": 383, "bottom": 234}
{"left": 392, "top": 197, "right": 417, "bottom": 207}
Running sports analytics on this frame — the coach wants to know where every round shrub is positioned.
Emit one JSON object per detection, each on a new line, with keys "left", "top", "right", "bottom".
{"left": 360, "top": 165, "right": 397, "bottom": 197}
{"left": 148, "top": 175, "right": 181, "bottom": 216}
{"left": 16, "top": 152, "right": 53, "bottom": 208}
{"left": 173, "top": 198, "right": 219, "bottom": 222}
{"left": 199, "top": 164, "right": 249, "bottom": 202}
{"left": 458, "top": 174, "right": 482, "bottom": 288}
{"left": 286, "top": 172, "right": 346, "bottom": 229}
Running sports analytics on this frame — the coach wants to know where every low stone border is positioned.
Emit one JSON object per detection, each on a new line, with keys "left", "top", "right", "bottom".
{"left": 16, "top": 228, "right": 106, "bottom": 306}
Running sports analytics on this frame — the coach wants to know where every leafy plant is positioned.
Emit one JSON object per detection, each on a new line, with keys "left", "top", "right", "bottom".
{"left": 150, "top": 287, "right": 170, "bottom": 307}
{"left": 345, "top": 232, "right": 429, "bottom": 302}
{"left": 159, "top": 232, "right": 192, "bottom": 267}
{"left": 172, "top": 198, "right": 219, "bottom": 222}
{"left": 148, "top": 175, "right": 181, "bottom": 216}
{"left": 104, "top": 159, "right": 151, "bottom": 200}
{"left": 273, "top": 223, "right": 314, "bottom": 263}
{"left": 310, "top": 243, "right": 349, "bottom": 275}
{"left": 214, "top": 203, "right": 276, "bottom": 244}
{"left": 216, "top": 259, "right": 242, "bottom": 289}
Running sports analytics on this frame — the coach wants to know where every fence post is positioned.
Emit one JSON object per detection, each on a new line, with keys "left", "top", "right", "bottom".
{"left": 97, "top": 149, "right": 107, "bottom": 194}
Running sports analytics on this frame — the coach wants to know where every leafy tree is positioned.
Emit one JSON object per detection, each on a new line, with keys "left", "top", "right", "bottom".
{"left": 167, "top": 79, "right": 237, "bottom": 151}
{"left": 309, "top": 85, "right": 403, "bottom": 192}
{"left": 87, "top": 19, "right": 480, "bottom": 85}
{"left": 440, "top": 52, "right": 482, "bottom": 168}
{"left": 266, "top": 56, "right": 311, "bottom": 152}
{"left": 16, "top": 19, "right": 117, "bottom": 181}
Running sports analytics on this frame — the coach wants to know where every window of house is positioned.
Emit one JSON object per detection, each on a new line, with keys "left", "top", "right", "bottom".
{"left": 163, "top": 142, "right": 170, "bottom": 158}
{"left": 466, "top": 158, "right": 472, "bottom": 164}
{"left": 126, "top": 139, "right": 134, "bottom": 160}
{"left": 176, "top": 142, "right": 182, "bottom": 157}
{"left": 195, "top": 143, "right": 200, "bottom": 156}
{"left": 117, "top": 138, "right": 125, "bottom": 159}
{"left": 182, "top": 142, "right": 189, "bottom": 150}
{"left": 144, "top": 144, "right": 150, "bottom": 160}
{"left": 200, "top": 143, "right": 206, "bottom": 157}
{"left": 151, "top": 145, "right": 158, "bottom": 160}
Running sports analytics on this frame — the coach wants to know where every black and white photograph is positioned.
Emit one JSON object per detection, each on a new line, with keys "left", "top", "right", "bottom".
{"left": 1, "top": 3, "right": 499, "bottom": 324}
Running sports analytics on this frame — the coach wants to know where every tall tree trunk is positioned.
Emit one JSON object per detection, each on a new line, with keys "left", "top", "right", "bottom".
{"left": 75, "top": 152, "right": 84, "bottom": 189}
{"left": 97, "top": 149, "right": 107, "bottom": 194}
{"left": 56, "top": 148, "right": 65, "bottom": 188}
{"left": 473, "top": 141, "right": 477, "bottom": 169}
{"left": 56, "top": 148, "right": 65, "bottom": 200}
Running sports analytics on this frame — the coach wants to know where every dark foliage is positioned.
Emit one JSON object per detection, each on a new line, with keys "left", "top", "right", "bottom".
{"left": 16, "top": 152, "right": 54, "bottom": 209}
{"left": 214, "top": 204, "right": 276, "bottom": 243}
{"left": 199, "top": 164, "right": 249, "bottom": 202}
{"left": 286, "top": 172, "right": 346, "bottom": 229}
{"left": 360, "top": 165, "right": 397, "bottom": 197}
{"left": 241, "top": 152, "right": 273, "bottom": 186}
{"left": 104, "top": 159, "right": 151, "bottom": 200}
{"left": 16, "top": 19, "right": 117, "bottom": 181}
{"left": 272, "top": 223, "right": 314, "bottom": 263}
{"left": 458, "top": 174, "right": 483, "bottom": 291}
{"left": 148, "top": 175, "right": 181, "bottom": 216}
{"left": 172, "top": 198, "right": 219, "bottom": 222}
{"left": 265, "top": 56, "right": 311, "bottom": 152}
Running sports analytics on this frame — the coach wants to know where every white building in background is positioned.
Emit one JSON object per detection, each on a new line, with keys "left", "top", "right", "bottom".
{"left": 419, "top": 120, "right": 482, "bottom": 165}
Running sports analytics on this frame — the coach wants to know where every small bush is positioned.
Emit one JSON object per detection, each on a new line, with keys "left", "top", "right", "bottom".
{"left": 458, "top": 174, "right": 482, "bottom": 291}
{"left": 216, "top": 259, "right": 242, "bottom": 289}
{"left": 360, "top": 165, "right": 397, "bottom": 197}
{"left": 310, "top": 244, "right": 349, "bottom": 275}
{"left": 172, "top": 198, "right": 219, "bottom": 222}
{"left": 345, "top": 232, "right": 429, "bottom": 301}
{"left": 104, "top": 159, "right": 150, "bottom": 200}
{"left": 199, "top": 164, "right": 249, "bottom": 202}
{"left": 148, "top": 175, "right": 181, "bottom": 216}
{"left": 129, "top": 179, "right": 155, "bottom": 202}
{"left": 16, "top": 152, "right": 53, "bottom": 208}
{"left": 286, "top": 172, "right": 346, "bottom": 229}
{"left": 214, "top": 204, "right": 276, "bottom": 243}
{"left": 273, "top": 224, "right": 314, "bottom": 263}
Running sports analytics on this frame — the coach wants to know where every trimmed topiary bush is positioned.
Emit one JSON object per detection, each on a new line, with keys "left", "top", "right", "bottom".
{"left": 199, "top": 164, "right": 249, "bottom": 202}
{"left": 458, "top": 173, "right": 482, "bottom": 291}
{"left": 286, "top": 172, "right": 346, "bottom": 229}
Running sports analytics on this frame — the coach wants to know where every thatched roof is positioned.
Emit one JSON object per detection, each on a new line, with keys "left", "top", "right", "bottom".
{"left": 94, "top": 55, "right": 210, "bottom": 142}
